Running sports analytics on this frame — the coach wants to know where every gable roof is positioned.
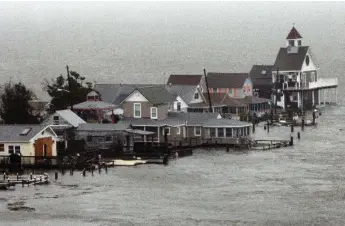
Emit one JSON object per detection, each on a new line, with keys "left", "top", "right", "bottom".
{"left": 249, "top": 65, "right": 274, "bottom": 88}
{"left": 249, "top": 65, "right": 273, "bottom": 79}
{"left": 56, "top": 110, "right": 86, "bottom": 127}
{"left": 93, "top": 84, "right": 163, "bottom": 104}
{"left": 189, "top": 93, "right": 246, "bottom": 108}
{"left": 286, "top": 26, "right": 302, "bottom": 39}
{"left": 273, "top": 46, "right": 309, "bottom": 71}
{"left": 125, "top": 86, "right": 176, "bottom": 105}
{"left": 206, "top": 73, "right": 249, "bottom": 88}
{"left": 166, "top": 85, "right": 200, "bottom": 104}
{"left": 167, "top": 75, "right": 202, "bottom": 86}
{"left": 0, "top": 125, "right": 55, "bottom": 142}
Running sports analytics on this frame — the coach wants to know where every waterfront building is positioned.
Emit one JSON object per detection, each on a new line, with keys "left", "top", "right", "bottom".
{"left": 0, "top": 125, "right": 58, "bottom": 164}
{"left": 249, "top": 65, "right": 274, "bottom": 99}
{"left": 272, "top": 26, "right": 338, "bottom": 110}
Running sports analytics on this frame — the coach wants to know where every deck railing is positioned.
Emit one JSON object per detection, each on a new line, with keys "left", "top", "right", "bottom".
{"left": 308, "top": 78, "right": 338, "bottom": 89}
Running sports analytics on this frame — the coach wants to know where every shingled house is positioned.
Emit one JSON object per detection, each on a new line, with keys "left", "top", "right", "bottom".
{"left": 206, "top": 72, "right": 253, "bottom": 98}
{"left": 272, "top": 26, "right": 338, "bottom": 110}
{"left": 120, "top": 86, "right": 252, "bottom": 145}
{"left": 249, "top": 65, "right": 274, "bottom": 99}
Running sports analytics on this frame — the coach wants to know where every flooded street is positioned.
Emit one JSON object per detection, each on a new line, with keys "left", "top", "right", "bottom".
{"left": 1, "top": 105, "right": 345, "bottom": 226}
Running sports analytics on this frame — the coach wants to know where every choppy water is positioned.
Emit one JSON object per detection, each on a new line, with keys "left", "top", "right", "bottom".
{"left": 1, "top": 105, "right": 345, "bottom": 226}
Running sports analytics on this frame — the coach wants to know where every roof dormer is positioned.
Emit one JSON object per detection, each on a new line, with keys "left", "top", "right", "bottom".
{"left": 86, "top": 91, "right": 100, "bottom": 101}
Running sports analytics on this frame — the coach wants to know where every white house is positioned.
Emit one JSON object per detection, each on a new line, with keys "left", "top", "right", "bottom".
{"left": 272, "top": 26, "right": 338, "bottom": 110}
{"left": 0, "top": 125, "right": 58, "bottom": 160}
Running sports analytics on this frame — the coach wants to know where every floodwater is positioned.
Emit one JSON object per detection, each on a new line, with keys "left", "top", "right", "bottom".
{"left": 1, "top": 105, "right": 345, "bottom": 225}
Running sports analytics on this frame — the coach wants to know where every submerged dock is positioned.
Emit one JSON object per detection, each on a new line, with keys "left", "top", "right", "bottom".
{"left": 0, "top": 173, "right": 49, "bottom": 190}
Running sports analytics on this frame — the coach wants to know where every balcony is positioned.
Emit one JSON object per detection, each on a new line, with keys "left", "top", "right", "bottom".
{"left": 309, "top": 78, "right": 338, "bottom": 89}
{"left": 282, "top": 78, "right": 338, "bottom": 91}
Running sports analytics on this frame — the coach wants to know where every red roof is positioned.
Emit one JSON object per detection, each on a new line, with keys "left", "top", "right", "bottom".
{"left": 286, "top": 26, "right": 302, "bottom": 39}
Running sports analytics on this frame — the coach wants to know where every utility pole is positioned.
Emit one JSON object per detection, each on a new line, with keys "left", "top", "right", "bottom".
{"left": 66, "top": 65, "right": 73, "bottom": 111}
{"left": 203, "top": 68, "right": 213, "bottom": 113}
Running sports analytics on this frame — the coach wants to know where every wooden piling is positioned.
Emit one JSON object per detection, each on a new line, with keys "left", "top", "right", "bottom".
{"left": 3, "top": 173, "right": 6, "bottom": 181}
{"left": 98, "top": 165, "right": 101, "bottom": 174}
{"left": 267, "top": 122, "right": 270, "bottom": 133}
{"left": 297, "top": 132, "right": 301, "bottom": 139}
{"left": 30, "top": 173, "right": 33, "bottom": 180}
{"left": 82, "top": 169, "right": 86, "bottom": 177}
{"left": 91, "top": 167, "right": 94, "bottom": 176}
{"left": 226, "top": 146, "right": 229, "bottom": 153}
{"left": 105, "top": 164, "right": 108, "bottom": 173}
{"left": 55, "top": 172, "right": 58, "bottom": 180}
{"left": 163, "top": 154, "right": 169, "bottom": 165}
{"left": 252, "top": 122, "right": 255, "bottom": 133}
{"left": 301, "top": 119, "right": 305, "bottom": 131}
{"left": 22, "top": 179, "right": 24, "bottom": 187}
{"left": 290, "top": 136, "right": 294, "bottom": 146}
{"left": 16, "top": 173, "right": 19, "bottom": 181}
{"left": 291, "top": 125, "right": 294, "bottom": 133}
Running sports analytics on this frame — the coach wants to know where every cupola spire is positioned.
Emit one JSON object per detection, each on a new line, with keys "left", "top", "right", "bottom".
{"left": 286, "top": 24, "right": 303, "bottom": 47}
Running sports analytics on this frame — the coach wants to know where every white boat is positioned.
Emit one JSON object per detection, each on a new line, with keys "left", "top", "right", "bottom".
{"left": 112, "top": 159, "right": 147, "bottom": 166}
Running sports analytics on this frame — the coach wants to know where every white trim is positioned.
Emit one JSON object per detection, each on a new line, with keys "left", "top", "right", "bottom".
{"left": 133, "top": 103, "right": 141, "bottom": 118}
{"left": 150, "top": 107, "right": 157, "bottom": 119}
{"left": 29, "top": 125, "right": 58, "bottom": 142}
{"left": 120, "top": 89, "right": 148, "bottom": 104}
{"left": 176, "top": 127, "right": 181, "bottom": 135}
{"left": 194, "top": 126, "right": 201, "bottom": 136}
{"left": 162, "top": 127, "right": 170, "bottom": 135}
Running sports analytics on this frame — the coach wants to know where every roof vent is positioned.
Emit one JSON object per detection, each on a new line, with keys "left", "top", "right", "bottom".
{"left": 20, "top": 128, "right": 32, "bottom": 136}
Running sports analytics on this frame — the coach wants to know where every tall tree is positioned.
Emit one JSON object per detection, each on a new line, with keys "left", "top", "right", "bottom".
{"left": 43, "top": 67, "right": 93, "bottom": 113}
{"left": 0, "top": 82, "right": 39, "bottom": 124}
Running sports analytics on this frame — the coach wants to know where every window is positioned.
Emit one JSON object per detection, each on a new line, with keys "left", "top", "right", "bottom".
{"left": 150, "top": 107, "right": 157, "bottom": 119}
{"left": 0, "top": 144, "right": 4, "bottom": 152}
{"left": 194, "top": 92, "right": 199, "bottom": 99}
{"left": 162, "top": 127, "right": 170, "bottom": 135}
{"left": 105, "top": 136, "right": 112, "bottom": 142}
{"left": 218, "top": 128, "right": 224, "bottom": 137}
{"left": 53, "top": 115, "right": 59, "bottom": 125}
{"left": 8, "top": 145, "right": 14, "bottom": 154}
{"left": 176, "top": 127, "right": 181, "bottom": 135}
{"left": 210, "top": 128, "right": 216, "bottom": 137}
{"left": 194, "top": 126, "right": 201, "bottom": 136}
{"left": 177, "top": 102, "right": 181, "bottom": 111}
{"left": 226, "top": 128, "right": 232, "bottom": 137}
{"left": 15, "top": 146, "right": 20, "bottom": 154}
{"left": 134, "top": 103, "right": 141, "bottom": 118}
{"left": 213, "top": 88, "right": 217, "bottom": 93}
{"left": 289, "top": 40, "right": 294, "bottom": 46}
{"left": 87, "top": 136, "right": 92, "bottom": 142}
{"left": 298, "top": 40, "right": 302, "bottom": 46}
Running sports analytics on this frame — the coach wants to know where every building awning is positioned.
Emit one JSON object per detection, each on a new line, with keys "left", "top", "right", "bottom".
{"left": 125, "top": 129, "right": 155, "bottom": 135}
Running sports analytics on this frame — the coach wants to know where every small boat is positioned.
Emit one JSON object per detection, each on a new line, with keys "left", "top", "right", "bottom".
{"left": 112, "top": 159, "right": 147, "bottom": 166}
